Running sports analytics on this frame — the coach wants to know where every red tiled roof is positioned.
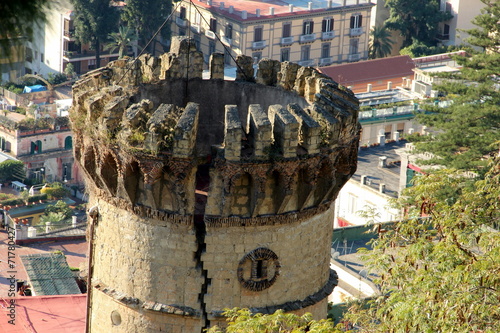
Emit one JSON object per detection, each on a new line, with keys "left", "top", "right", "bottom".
{"left": 0, "top": 294, "right": 86, "bottom": 333}
{"left": 318, "top": 55, "right": 415, "bottom": 86}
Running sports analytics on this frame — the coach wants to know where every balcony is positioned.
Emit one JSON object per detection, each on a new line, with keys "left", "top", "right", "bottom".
{"left": 299, "top": 33, "right": 316, "bottom": 43}
{"left": 176, "top": 17, "right": 188, "bottom": 28}
{"left": 191, "top": 25, "right": 201, "bottom": 34}
{"left": 319, "top": 57, "right": 333, "bottom": 66}
{"left": 436, "top": 33, "right": 450, "bottom": 41}
{"left": 252, "top": 40, "right": 267, "bottom": 50}
{"left": 205, "top": 30, "right": 216, "bottom": 39}
{"left": 221, "top": 36, "right": 232, "bottom": 47}
{"left": 63, "top": 29, "right": 76, "bottom": 39}
{"left": 322, "top": 31, "right": 335, "bottom": 40}
{"left": 281, "top": 36, "right": 294, "bottom": 45}
{"left": 348, "top": 53, "right": 361, "bottom": 62}
{"left": 298, "top": 59, "right": 315, "bottom": 67}
{"left": 63, "top": 49, "right": 119, "bottom": 61}
{"left": 350, "top": 28, "right": 363, "bottom": 37}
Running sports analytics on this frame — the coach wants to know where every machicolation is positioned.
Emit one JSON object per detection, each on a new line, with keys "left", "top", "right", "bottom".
{"left": 71, "top": 37, "right": 360, "bottom": 333}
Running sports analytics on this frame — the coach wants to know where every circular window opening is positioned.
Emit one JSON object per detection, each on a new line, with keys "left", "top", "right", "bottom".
{"left": 237, "top": 247, "right": 280, "bottom": 291}
{"left": 110, "top": 310, "right": 122, "bottom": 326}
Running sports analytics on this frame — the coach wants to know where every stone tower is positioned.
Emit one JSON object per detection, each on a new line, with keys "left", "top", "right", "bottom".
{"left": 70, "top": 37, "right": 359, "bottom": 332}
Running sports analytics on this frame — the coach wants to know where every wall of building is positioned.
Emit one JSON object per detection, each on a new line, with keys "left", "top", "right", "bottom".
{"left": 359, "top": 119, "right": 424, "bottom": 146}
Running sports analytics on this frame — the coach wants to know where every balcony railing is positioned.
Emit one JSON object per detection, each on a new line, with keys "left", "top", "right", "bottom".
{"left": 348, "top": 53, "right": 361, "bottom": 62}
{"left": 350, "top": 27, "right": 363, "bottom": 36}
{"left": 281, "top": 36, "right": 294, "bottom": 45}
{"left": 221, "top": 36, "right": 232, "bottom": 47}
{"left": 252, "top": 40, "right": 267, "bottom": 50}
{"left": 319, "top": 57, "right": 333, "bottom": 66}
{"left": 63, "top": 30, "right": 76, "bottom": 38}
{"left": 359, "top": 105, "right": 417, "bottom": 120}
{"left": 436, "top": 33, "right": 450, "bottom": 41}
{"left": 63, "top": 49, "right": 119, "bottom": 60}
{"left": 298, "top": 59, "right": 315, "bottom": 67}
{"left": 322, "top": 31, "right": 335, "bottom": 40}
{"left": 176, "top": 17, "right": 188, "bottom": 28}
{"left": 205, "top": 30, "right": 216, "bottom": 39}
{"left": 299, "top": 33, "right": 316, "bottom": 43}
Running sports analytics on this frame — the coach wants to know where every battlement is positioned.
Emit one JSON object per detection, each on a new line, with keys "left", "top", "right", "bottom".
{"left": 70, "top": 37, "right": 359, "bottom": 220}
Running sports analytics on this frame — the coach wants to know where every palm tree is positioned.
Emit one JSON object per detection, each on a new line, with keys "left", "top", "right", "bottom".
{"left": 369, "top": 25, "right": 394, "bottom": 59}
{"left": 104, "top": 25, "right": 137, "bottom": 59}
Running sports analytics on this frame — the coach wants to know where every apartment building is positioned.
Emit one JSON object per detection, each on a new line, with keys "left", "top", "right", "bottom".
{"left": 171, "top": 0, "right": 373, "bottom": 67}
{"left": 436, "top": 0, "right": 485, "bottom": 47}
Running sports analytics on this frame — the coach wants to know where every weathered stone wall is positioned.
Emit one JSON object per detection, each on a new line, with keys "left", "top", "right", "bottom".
{"left": 71, "top": 36, "right": 360, "bottom": 332}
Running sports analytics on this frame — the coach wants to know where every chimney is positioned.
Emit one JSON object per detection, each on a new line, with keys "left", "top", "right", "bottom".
{"left": 220, "top": 2, "right": 224, "bottom": 9}
{"left": 327, "top": 0, "right": 332, "bottom": 8}
{"left": 269, "top": 7, "right": 275, "bottom": 15}
{"left": 378, "top": 134, "right": 386, "bottom": 146}
{"left": 367, "top": 83, "right": 372, "bottom": 92}
{"left": 308, "top": 2, "right": 313, "bottom": 10}
{"left": 256, "top": 9, "right": 260, "bottom": 17}
{"left": 361, "top": 175, "right": 367, "bottom": 185}
{"left": 378, "top": 156, "right": 387, "bottom": 168}
{"left": 229, "top": 5, "right": 234, "bottom": 13}
{"left": 241, "top": 10, "right": 247, "bottom": 19}
{"left": 387, "top": 81, "right": 392, "bottom": 90}
{"left": 289, "top": 4, "right": 294, "bottom": 12}
{"left": 408, "top": 128, "right": 414, "bottom": 134}
{"left": 208, "top": 0, "right": 212, "bottom": 5}
{"left": 379, "top": 184, "right": 386, "bottom": 193}
{"left": 393, "top": 131, "right": 400, "bottom": 142}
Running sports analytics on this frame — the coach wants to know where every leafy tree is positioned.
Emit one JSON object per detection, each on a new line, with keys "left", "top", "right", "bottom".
{"left": 44, "top": 200, "right": 73, "bottom": 220}
{"left": 384, "top": 0, "right": 453, "bottom": 48}
{"left": 399, "top": 41, "right": 469, "bottom": 58}
{"left": 345, "top": 159, "right": 500, "bottom": 332}
{"left": 410, "top": 0, "right": 500, "bottom": 172}
{"left": 0, "top": 160, "right": 25, "bottom": 183}
{"left": 121, "top": 0, "right": 172, "bottom": 55}
{"left": 104, "top": 25, "right": 137, "bottom": 59}
{"left": 369, "top": 25, "right": 394, "bottom": 59}
{"left": 207, "top": 308, "right": 343, "bottom": 333}
{"left": 0, "top": 0, "right": 52, "bottom": 58}
{"left": 64, "top": 63, "right": 76, "bottom": 79}
{"left": 71, "top": 0, "right": 119, "bottom": 68}
{"left": 41, "top": 182, "right": 69, "bottom": 199}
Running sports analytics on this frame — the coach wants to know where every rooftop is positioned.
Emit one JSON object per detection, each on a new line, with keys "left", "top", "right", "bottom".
{"left": 188, "top": 0, "right": 373, "bottom": 22}
{"left": 351, "top": 141, "right": 405, "bottom": 198}
{"left": 0, "top": 294, "right": 86, "bottom": 333}
{"left": 21, "top": 253, "right": 81, "bottom": 296}
{"left": 318, "top": 55, "right": 415, "bottom": 88}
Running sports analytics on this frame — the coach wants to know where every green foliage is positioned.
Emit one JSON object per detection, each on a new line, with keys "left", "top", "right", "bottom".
{"left": 0, "top": 198, "right": 24, "bottom": 206}
{"left": 104, "top": 25, "right": 137, "bottom": 59}
{"left": 399, "top": 40, "right": 469, "bottom": 58}
{"left": 40, "top": 211, "right": 67, "bottom": 224}
{"left": 207, "top": 308, "right": 344, "bottom": 333}
{"left": 344, "top": 161, "right": 500, "bottom": 332}
{"left": 64, "top": 63, "right": 76, "bottom": 78}
{"left": 385, "top": 0, "right": 453, "bottom": 48}
{"left": 71, "top": 0, "right": 120, "bottom": 68}
{"left": 369, "top": 25, "right": 394, "bottom": 59}
{"left": 27, "top": 193, "right": 48, "bottom": 203}
{"left": 47, "top": 72, "right": 68, "bottom": 85}
{"left": 121, "top": 0, "right": 172, "bottom": 55}
{"left": 410, "top": 1, "right": 500, "bottom": 172}
{"left": 40, "top": 183, "right": 69, "bottom": 200}
{"left": 0, "top": 160, "right": 25, "bottom": 182}
{"left": 44, "top": 200, "right": 73, "bottom": 220}
{"left": 0, "top": 1, "right": 52, "bottom": 58}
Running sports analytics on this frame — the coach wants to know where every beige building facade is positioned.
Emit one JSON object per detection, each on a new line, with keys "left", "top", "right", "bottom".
{"left": 172, "top": 0, "right": 373, "bottom": 67}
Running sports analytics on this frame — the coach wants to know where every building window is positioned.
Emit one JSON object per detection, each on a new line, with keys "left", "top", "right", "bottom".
{"left": 31, "top": 140, "right": 42, "bottom": 154}
{"left": 254, "top": 27, "right": 263, "bottom": 42}
{"left": 349, "top": 38, "right": 359, "bottom": 55}
{"left": 194, "top": 35, "right": 201, "bottom": 50}
{"left": 281, "top": 48, "right": 290, "bottom": 62}
{"left": 209, "top": 41, "right": 216, "bottom": 55}
{"left": 253, "top": 52, "right": 262, "bottom": 64}
{"left": 301, "top": 45, "right": 310, "bottom": 61}
{"left": 41, "top": 53, "right": 44, "bottom": 63}
{"left": 282, "top": 23, "right": 291, "bottom": 38}
{"left": 63, "top": 163, "right": 72, "bottom": 181}
{"left": 179, "top": 28, "right": 186, "bottom": 36}
{"left": 194, "top": 11, "right": 201, "bottom": 25}
{"left": 321, "top": 43, "right": 330, "bottom": 58}
{"left": 65, "top": 136, "right": 73, "bottom": 150}
{"left": 88, "top": 58, "right": 96, "bottom": 70}
{"left": 209, "top": 18, "right": 217, "bottom": 32}
{"left": 225, "top": 24, "right": 233, "bottom": 39}
{"left": 224, "top": 49, "right": 232, "bottom": 65}
{"left": 322, "top": 18, "right": 333, "bottom": 32}
{"left": 348, "top": 193, "right": 358, "bottom": 214}
{"left": 303, "top": 21, "right": 314, "bottom": 35}
{"left": 350, "top": 14, "right": 362, "bottom": 29}
{"left": 179, "top": 6, "right": 186, "bottom": 19}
